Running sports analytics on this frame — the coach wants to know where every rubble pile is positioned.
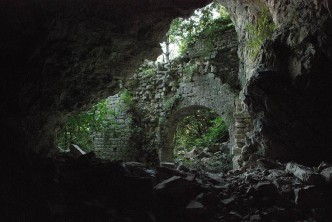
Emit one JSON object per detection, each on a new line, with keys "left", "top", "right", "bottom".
{"left": 3, "top": 150, "right": 332, "bottom": 222}
{"left": 176, "top": 143, "right": 232, "bottom": 173}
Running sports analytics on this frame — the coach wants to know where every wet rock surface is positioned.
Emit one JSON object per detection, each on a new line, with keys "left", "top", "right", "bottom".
{"left": 2, "top": 153, "right": 332, "bottom": 222}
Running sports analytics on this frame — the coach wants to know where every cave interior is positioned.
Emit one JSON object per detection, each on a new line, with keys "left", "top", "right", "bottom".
{"left": 1, "top": 0, "right": 332, "bottom": 221}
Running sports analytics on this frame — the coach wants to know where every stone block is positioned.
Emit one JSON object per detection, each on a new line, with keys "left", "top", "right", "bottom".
{"left": 235, "top": 122, "right": 247, "bottom": 128}
{"left": 235, "top": 134, "right": 246, "bottom": 139}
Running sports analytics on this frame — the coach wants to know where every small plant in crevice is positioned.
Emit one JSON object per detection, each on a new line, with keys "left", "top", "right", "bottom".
{"left": 118, "top": 89, "right": 133, "bottom": 110}
{"left": 246, "top": 3, "right": 276, "bottom": 59}
{"left": 141, "top": 66, "right": 157, "bottom": 77}
{"left": 182, "top": 63, "right": 198, "bottom": 78}
{"left": 163, "top": 94, "right": 182, "bottom": 113}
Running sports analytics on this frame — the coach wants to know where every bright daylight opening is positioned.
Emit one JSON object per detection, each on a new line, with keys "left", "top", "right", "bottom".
{"left": 174, "top": 109, "right": 232, "bottom": 173}
{"left": 157, "top": 2, "right": 232, "bottom": 62}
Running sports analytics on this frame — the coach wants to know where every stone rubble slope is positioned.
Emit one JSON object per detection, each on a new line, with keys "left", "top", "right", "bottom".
{"left": 3, "top": 149, "right": 332, "bottom": 222}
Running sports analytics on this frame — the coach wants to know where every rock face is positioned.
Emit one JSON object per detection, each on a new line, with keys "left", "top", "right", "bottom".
{"left": 1, "top": 0, "right": 331, "bottom": 169}
{"left": 219, "top": 0, "right": 332, "bottom": 165}
{"left": 0, "top": 0, "right": 212, "bottom": 164}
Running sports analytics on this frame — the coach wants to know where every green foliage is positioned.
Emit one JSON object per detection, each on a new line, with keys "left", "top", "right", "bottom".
{"left": 246, "top": 4, "right": 276, "bottom": 59}
{"left": 182, "top": 63, "right": 198, "bottom": 77}
{"left": 174, "top": 111, "right": 231, "bottom": 172}
{"left": 57, "top": 99, "right": 116, "bottom": 152}
{"left": 194, "top": 117, "right": 228, "bottom": 147}
{"left": 168, "top": 1, "right": 233, "bottom": 57}
{"left": 163, "top": 95, "right": 182, "bottom": 112}
{"left": 119, "top": 89, "right": 133, "bottom": 108}
{"left": 141, "top": 66, "right": 156, "bottom": 77}
{"left": 174, "top": 110, "right": 228, "bottom": 149}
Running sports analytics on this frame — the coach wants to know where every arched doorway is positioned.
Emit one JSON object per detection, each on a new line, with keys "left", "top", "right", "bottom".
{"left": 160, "top": 105, "right": 233, "bottom": 171}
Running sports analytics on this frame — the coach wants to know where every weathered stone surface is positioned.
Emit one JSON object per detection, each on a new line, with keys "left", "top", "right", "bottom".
{"left": 227, "top": 0, "right": 332, "bottom": 165}
{"left": 205, "top": 172, "right": 224, "bottom": 183}
{"left": 185, "top": 200, "right": 207, "bottom": 218}
{"left": 221, "top": 197, "right": 235, "bottom": 205}
{"left": 1, "top": 0, "right": 213, "bottom": 160}
{"left": 320, "top": 167, "right": 332, "bottom": 184}
{"left": 317, "top": 161, "right": 332, "bottom": 172}
{"left": 154, "top": 176, "right": 196, "bottom": 209}
{"left": 294, "top": 185, "right": 325, "bottom": 208}
{"left": 286, "top": 162, "right": 325, "bottom": 185}
{"left": 255, "top": 182, "right": 279, "bottom": 198}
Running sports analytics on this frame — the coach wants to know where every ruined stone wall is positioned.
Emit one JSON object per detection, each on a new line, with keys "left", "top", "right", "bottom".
{"left": 93, "top": 95, "right": 132, "bottom": 160}
{"left": 95, "top": 28, "right": 240, "bottom": 162}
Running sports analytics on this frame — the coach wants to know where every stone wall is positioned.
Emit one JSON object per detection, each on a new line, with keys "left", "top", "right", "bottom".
{"left": 95, "top": 27, "right": 240, "bottom": 162}
{"left": 232, "top": 99, "right": 252, "bottom": 169}
{"left": 93, "top": 95, "right": 132, "bottom": 160}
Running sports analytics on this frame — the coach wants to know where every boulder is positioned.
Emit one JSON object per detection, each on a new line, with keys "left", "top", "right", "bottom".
{"left": 205, "top": 172, "right": 224, "bottom": 183}
{"left": 154, "top": 176, "right": 194, "bottom": 208}
{"left": 320, "top": 167, "right": 332, "bottom": 184}
{"left": 256, "top": 158, "right": 282, "bottom": 169}
{"left": 294, "top": 185, "right": 325, "bottom": 208}
{"left": 317, "top": 161, "right": 332, "bottom": 172}
{"left": 285, "top": 162, "right": 325, "bottom": 185}
{"left": 254, "top": 182, "right": 279, "bottom": 198}
{"left": 185, "top": 200, "right": 207, "bottom": 222}
{"left": 221, "top": 197, "right": 235, "bottom": 205}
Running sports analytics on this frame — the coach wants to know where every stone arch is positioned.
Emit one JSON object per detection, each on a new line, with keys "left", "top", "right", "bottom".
{"left": 159, "top": 73, "right": 238, "bottom": 162}
{"left": 160, "top": 106, "right": 216, "bottom": 162}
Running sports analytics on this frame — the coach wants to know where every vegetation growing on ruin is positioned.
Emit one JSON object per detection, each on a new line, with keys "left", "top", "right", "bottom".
{"left": 57, "top": 99, "right": 116, "bottom": 151}
{"left": 246, "top": 4, "right": 276, "bottom": 58}
{"left": 182, "top": 63, "right": 198, "bottom": 78}
{"left": 167, "top": 1, "right": 233, "bottom": 57}
{"left": 163, "top": 95, "right": 182, "bottom": 113}
{"left": 174, "top": 110, "right": 232, "bottom": 172}
{"left": 118, "top": 89, "right": 133, "bottom": 109}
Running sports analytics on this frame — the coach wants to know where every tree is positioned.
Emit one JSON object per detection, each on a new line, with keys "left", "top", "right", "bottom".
{"left": 167, "top": 1, "right": 233, "bottom": 56}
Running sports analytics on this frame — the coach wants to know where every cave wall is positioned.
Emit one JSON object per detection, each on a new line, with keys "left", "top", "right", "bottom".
{"left": 1, "top": 0, "right": 332, "bottom": 170}
{"left": 219, "top": 0, "right": 332, "bottom": 166}
{"left": 93, "top": 94, "right": 132, "bottom": 160}
{"left": 0, "top": 0, "right": 212, "bottom": 168}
